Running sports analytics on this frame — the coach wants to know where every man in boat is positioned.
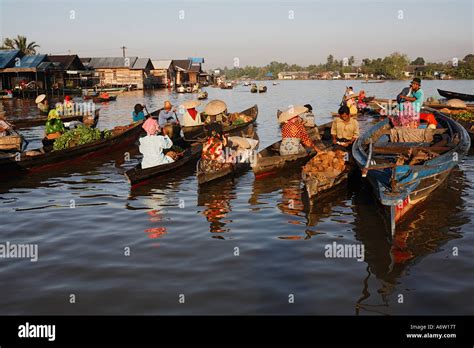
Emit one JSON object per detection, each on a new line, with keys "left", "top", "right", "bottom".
{"left": 331, "top": 105, "right": 360, "bottom": 150}
{"left": 132, "top": 104, "right": 146, "bottom": 122}
{"left": 35, "top": 94, "right": 50, "bottom": 114}
{"left": 200, "top": 122, "right": 232, "bottom": 173}
{"left": 139, "top": 117, "right": 179, "bottom": 169}
{"left": 181, "top": 100, "right": 203, "bottom": 127}
{"left": 42, "top": 106, "right": 66, "bottom": 152}
{"left": 157, "top": 101, "right": 179, "bottom": 128}
{"left": 395, "top": 78, "right": 424, "bottom": 127}
{"left": 203, "top": 100, "right": 231, "bottom": 126}
{"left": 279, "top": 105, "right": 322, "bottom": 156}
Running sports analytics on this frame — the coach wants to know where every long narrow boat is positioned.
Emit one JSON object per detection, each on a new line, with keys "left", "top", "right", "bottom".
{"left": 125, "top": 142, "right": 202, "bottom": 186}
{"left": 0, "top": 119, "right": 145, "bottom": 180}
{"left": 252, "top": 121, "right": 332, "bottom": 178}
{"left": 352, "top": 110, "right": 471, "bottom": 235}
{"left": 84, "top": 95, "right": 118, "bottom": 103}
{"left": 438, "top": 89, "right": 474, "bottom": 102}
{"left": 8, "top": 108, "right": 100, "bottom": 129}
{"left": 362, "top": 80, "right": 386, "bottom": 84}
{"left": 196, "top": 159, "right": 250, "bottom": 185}
{"left": 182, "top": 104, "right": 258, "bottom": 140}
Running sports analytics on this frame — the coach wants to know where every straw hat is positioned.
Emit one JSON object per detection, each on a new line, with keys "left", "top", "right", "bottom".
{"left": 204, "top": 100, "right": 227, "bottom": 116}
{"left": 278, "top": 105, "right": 308, "bottom": 124}
{"left": 35, "top": 94, "right": 46, "bottom": 104}
{"left": 181, "top": 100, "right": 201, "bottom": 109}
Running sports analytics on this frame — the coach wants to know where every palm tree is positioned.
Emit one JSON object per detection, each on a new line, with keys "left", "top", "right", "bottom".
{"left": 1, "top": 35, "right": 40, "bottom": 55}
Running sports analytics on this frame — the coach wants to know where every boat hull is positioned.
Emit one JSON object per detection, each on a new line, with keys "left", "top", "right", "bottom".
{"left": 438, "top": 88, "right": 474, "bottom": 102}
{"left": 9, "top": 108, "right": 100, "bottom": 129}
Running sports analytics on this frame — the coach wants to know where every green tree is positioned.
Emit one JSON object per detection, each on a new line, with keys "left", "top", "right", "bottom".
{"left": 411, "top": 57, "right": 425, "bottom": 65}
{"left": 1, "top": 35, "right": 40, "bottom": 55}
{"left": 348, "top": 56, "right": 355, "bottom": 66}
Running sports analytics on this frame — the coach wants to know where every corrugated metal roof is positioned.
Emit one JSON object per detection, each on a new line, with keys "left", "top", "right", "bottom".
{"left": 173, "top": 59, "right": 191, "bottom": 71}
{"left": 151, "top": 59, "right": 172, "bottom": 70}
{"left": 0, "top": 49, "right": 21, "bottom": 68}
{"left": 189, "top": 57, "right": 205, "bottom": 64}
{"left": 17, "top": 54, "right": 47, "bottom": 68}
{"left": 88, "top": 57, "right": 138, "bottom": 69}
{"left": 131, "top": 58, "right": 151, "bottom": 70}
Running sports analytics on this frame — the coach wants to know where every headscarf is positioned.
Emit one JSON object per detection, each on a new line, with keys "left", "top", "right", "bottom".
{"left": 142, "top": 117, "right": 159, "bottom": 136}
{"left": 187, "top": 108, "right": 198, "bottom": 121}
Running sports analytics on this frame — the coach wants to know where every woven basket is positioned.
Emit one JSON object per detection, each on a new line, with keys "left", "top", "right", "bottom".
{"left": 0, "top": 135, "right": 21, "bottom": 151}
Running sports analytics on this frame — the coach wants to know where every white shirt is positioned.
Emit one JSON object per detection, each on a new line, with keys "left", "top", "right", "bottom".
{"left": 139, "top": 134, "right": 174, "bottom": 169}
{"left": 182, "top": 110, "right": 202, "bottom": 127}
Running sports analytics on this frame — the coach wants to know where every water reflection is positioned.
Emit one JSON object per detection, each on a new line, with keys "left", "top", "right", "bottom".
{"left": 352, "top": 168, "right": 468, "bottom": 314}
{"left": 197, "top": 180, "right": 236, "bottom": 235}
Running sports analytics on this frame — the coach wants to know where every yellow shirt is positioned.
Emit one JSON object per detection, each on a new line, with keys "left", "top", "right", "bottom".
{"left": 331, "top": 118, "right": 360, "bottom": 140}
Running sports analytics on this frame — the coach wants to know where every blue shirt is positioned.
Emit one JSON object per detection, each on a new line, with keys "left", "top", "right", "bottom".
{"left": 132, "top": 111, "right": 145, "bottom": 122}
{"left": 399, "top": 88, "right": 424, "bottom": 113}
{"left": 158, "top": 110, "right": 178, "bottom": 128}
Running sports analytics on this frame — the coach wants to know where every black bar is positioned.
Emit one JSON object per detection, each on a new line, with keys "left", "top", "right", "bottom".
{"left": 0, "top": 316, "right": 472, "bottom": 346}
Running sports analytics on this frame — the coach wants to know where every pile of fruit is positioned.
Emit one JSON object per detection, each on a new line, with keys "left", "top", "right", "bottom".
{"left": 53, "top": 125, "right": 111, "bottom": 151}
{"left": 303, "top": 150, "right": 346, "bottom": 178}
{"left": 230, "top": 113, "right": 253, "bottom": 125}
{"left": 449, "top": 111, "right": 474, "bottom": 122}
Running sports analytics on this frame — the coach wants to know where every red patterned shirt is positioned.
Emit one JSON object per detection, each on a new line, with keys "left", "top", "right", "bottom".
{"left": 281, "top": 118, "right": 314, "bottom": 148}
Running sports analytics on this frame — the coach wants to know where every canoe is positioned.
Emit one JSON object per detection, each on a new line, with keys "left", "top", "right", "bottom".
{"left": 352, "top": 109, "right": 471, "bottom": 235}
{"left": 0, "top": 119, "right": 146, "bottom": 180}
{"left": 7, "top": 108, "right": 100, "bottom": 129}
{"left": 197, "top": 91, "right": 208, "bottom": 100}
{"left": 251, "top": 85, "right": 267, "bottom": 93}
{"left": 362, "top": 80, "right": 386, "bottom": 84}
{"left": 182, "top": 104, "right": 258, "bottom": 141}
{"left": 438, "top": 89, "right": 474, "bottom": 102}
{"left": 423, "top": 103, "right": 474, "bottom": 111}
{"left": 252, "top": 121, "right": 332, "bottom": 178}
{"left": 302, "top": 164, "right": 350, "bottom": 200}
{"left": 125, "top": 142, "right": 202, "bottom": 186}
{"left": 197, "top": 159, "right": 249, "bottom": 185}
{"left": 84, "top": 95, "right": 117, "bottom": 103}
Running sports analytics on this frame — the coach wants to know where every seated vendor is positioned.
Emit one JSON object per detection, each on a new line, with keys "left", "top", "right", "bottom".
{"left": 279, "top": 105, "right": 321, "bottom": 156}
{"left": 181, "top": 100, "right": 202, "bottom": 127}
{"left": 331, "top": 105, "right": 360, "bottom": 150}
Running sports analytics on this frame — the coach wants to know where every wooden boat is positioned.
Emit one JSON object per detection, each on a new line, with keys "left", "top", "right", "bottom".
{"left": 0, "top": 119, "right": 146, "bottom": 180}
{"left": 197, "top": 159, "right": 249, "bottom": 185}
{"left": 438, "top": 89, "right": 474, "bottom": 102}
{"left": 251, "top": 85, "right": 267, "bottom": 93}
{"left": 352, "top": 109, "right": 471, "bottom": 235}
{"left": 84, "top": 95, "right": 117, "bottom": 103}
{"left": 220, "top": 83, "right": 233, "bottom": 89}
{"left": 197, "top": 91, "right": 208, "bottom": 100}
{"left": 302, "top": 165, "right": 350, "bottom": 200}
{"left": 0, "top": 94, "right": 13, "bottom": 99}
{"left": 176, "top": 86, "right": 186, "bottom": 93}
{"left": 125, "top": 142, "right": 202, "bottom": 186}
{"left": 182, "top": 104, "right": 258, "bottom": 141}
{"left": 252, "top": 121, "right": 332, "bottom": 178}
{"left": 423, "top": 102, "right": 474, "bottom": 111}
{"left": 8, "top": 108, "right": 100, "bottom": 129}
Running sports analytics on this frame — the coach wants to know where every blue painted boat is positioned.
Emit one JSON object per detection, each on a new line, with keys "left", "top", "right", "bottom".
{"left": 352, "top": 110, "right": 471, "bottom": 235}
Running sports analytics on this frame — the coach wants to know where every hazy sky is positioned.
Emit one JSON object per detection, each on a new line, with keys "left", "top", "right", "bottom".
{"left": 0, "top": 0, "right": 472, "bottom": 68}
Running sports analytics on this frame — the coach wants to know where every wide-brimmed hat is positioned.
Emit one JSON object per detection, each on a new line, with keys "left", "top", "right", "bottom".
{"left": 204, "top": 100, "right": 227, "bottom": 116}
{"left": 278, "top": 105, "right": 308, "bottom": 124}
{"left": 35, "top": 94, "right": 46, "bottom": 104}
{"left": 410, "top": 77, "right": 421, "bottom": 86}
{"left": 181, "top": 100, "right": 201, "bottom": 109}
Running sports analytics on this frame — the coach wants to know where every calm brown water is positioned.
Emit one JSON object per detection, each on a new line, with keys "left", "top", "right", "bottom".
{"left": 0, "top": 80, "right": 473, "bottom": 315}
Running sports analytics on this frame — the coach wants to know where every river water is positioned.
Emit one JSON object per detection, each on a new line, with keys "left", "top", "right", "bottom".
{"left": 0, "top": 80, "right": 473, "bottom": 315}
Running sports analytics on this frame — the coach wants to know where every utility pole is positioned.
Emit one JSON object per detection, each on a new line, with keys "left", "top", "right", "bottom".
{"left": 120, "top": 46, "right": 127, "bottom": 58}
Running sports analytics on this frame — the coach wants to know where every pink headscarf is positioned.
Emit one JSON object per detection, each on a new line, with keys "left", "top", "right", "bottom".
{"left": 142, "top": 117, "right": 159, "bottom": 136}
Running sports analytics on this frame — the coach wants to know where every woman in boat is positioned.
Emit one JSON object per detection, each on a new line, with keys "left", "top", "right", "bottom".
{"left": 203, "top": 100, "right": 230, "bottom": 126}
{"left": 279, "top": 105, "right": 321, "bottom": 156}
{"left": 181, "top": 100, "right": 202, "bottom": 127}
{"left": 331, "top": 105, "right": 360, "bottom": 150}
{"left": 357, "top": 90, "right": 369, "bottom": 112}
{"left": 139, "top": 117, "right": 178, "bottom": 169}
{"left": 132, "top": 104, "right": 146, "bottom": 122}
{"left": 42, "top": 106, "right": 66, "bottom": 152}
{"left": 35, "top": 94, "right": 50, "bottom": 114}
{"left": 200, "top": 122, "right": 232, "bottom": 173}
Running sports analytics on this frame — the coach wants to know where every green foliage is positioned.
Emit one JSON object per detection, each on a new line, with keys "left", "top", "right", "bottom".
{"left": 451, "top": 112, "right": 474, "bottom": 122}
{"left": 214, "top": 52, "right": 474, "bottom": 80}
{"left": 1, "top": 35, "right": 40, "bottom": 55}
{"left": 53, "top": 125, "right": 111, "bottom": 151}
